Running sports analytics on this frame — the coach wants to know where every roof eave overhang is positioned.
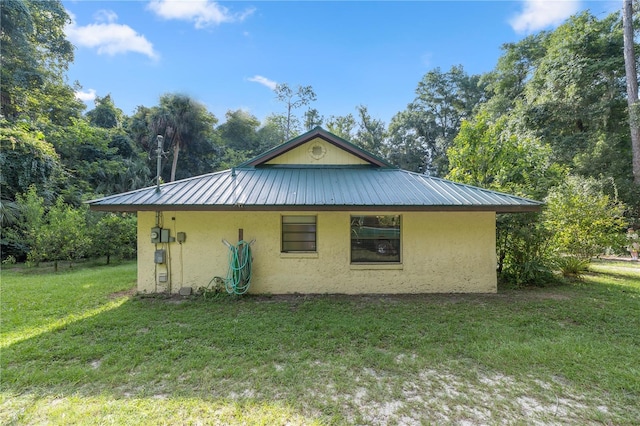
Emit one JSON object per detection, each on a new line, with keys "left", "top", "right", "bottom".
{"left": 89, "top": 204, "right": 542, "bottom": 213}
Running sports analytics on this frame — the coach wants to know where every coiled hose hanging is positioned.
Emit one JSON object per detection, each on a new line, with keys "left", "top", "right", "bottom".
{"left": 222, "top": 239, "right": 254, "bottom": 295}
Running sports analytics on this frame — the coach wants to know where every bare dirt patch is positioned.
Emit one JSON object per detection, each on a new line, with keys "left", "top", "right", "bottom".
{"left": 177, "top": 290, "right": 575, "bottom": 306}
{"left": 330, "top": 366, "right": 612, "bottom": 425}
{"left": 108, "top": 287, "right": 137, "bottom": 299}
{"left": 135, "top": 287, "right": 580, "bottom": 310}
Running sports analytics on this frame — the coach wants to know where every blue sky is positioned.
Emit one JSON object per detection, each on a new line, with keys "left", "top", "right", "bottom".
{"left": 64, "top": 1, "right": 618, "bottom": 126}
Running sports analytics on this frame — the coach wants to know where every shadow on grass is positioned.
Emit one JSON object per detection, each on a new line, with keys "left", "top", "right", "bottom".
{"left": 2, "top": 267, "right": 640, "bottom": 424}
{"left": 1, "top": 296, "right": 354, "bottom": 424}
{"left": 3, "top": 258, "right": 134, "bottom": 276}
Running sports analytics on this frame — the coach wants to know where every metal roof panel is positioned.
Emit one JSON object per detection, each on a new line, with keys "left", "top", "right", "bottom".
{"left": 88, "top": 167, "right": 542, "bottom": 212}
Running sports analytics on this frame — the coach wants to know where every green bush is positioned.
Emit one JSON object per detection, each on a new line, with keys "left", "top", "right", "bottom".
{"left": 29, "top": 197, "right": 90, "bottom": 271}
{"left": 497, "top": 213, "right": 556, "bottom": 286}
{"left": 0, "top": 125, "right": 63, "bottom": 203}
{"left": 5, "top": 186, "right": 45, "bottom": 262}
{"left": 554, "top": 255, "right": 590, "bottom": 279}
{"left": 543, "top": 176, "right": 627, "bottom": 261}
{"left": 88, "top": 212, "right": 137, "bottom": 264}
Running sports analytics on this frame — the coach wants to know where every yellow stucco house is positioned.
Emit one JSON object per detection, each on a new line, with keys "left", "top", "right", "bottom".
{"left": 89, "top": 127, "right": 541, "bottom": 295}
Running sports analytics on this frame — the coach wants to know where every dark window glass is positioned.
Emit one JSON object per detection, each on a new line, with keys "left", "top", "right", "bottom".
{"left": 350, "top": 215, "right": 400, "bottom": 263}
{"left": 282, "top": 216, "right": 317, "bottom": 252}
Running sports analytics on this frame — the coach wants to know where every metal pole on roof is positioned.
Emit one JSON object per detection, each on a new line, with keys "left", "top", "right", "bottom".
{"left": 156, "top": 135, "right": 164, "bottom": 193}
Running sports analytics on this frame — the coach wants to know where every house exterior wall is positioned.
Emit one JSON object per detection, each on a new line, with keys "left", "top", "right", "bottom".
{"left": 265, "top": 138, "right": 369, "bottom": 166}
{"left": 137, "top": 210, "right": 497, "bottom": 294}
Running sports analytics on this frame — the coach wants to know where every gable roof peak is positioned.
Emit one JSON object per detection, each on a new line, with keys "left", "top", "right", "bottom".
{"left": 238, "top": 126, "right": 395, "bottom": 168}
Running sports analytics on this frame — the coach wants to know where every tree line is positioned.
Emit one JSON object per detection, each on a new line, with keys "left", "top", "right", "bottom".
{"left": 1, "top": 0, "right": 638, "bottom": 281}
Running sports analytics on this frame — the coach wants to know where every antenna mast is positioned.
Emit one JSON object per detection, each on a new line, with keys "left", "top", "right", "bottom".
{"left": 155, "top": 135, "right": 164, "bottom": 193}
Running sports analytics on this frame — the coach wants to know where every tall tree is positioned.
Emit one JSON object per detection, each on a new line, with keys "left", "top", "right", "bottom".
{"left": 0, "top": 126, "right": 63, "bottom": 203}
{"left": 256, "top": 114, "right": 288, "bottom": 150}
{"left": 89, "top": 213, "right": 137, "bottom": 264}
{"left": 353, "top": 105, "right": 386, "bottom": 156}
{"left": 386, "top": 110, "right": 428, "bottom": 173}
{"left": 86, "top": 94, "right": 123, "bottom": 129}
{"left": 46, "top": 118, "right": 125, "bottom": 202}
{"left": 623, "top": 0, "right": 640, "bottom": 184}
{"left": 274, "top": 83, "right": 316, "bottom": 140}
{"left": 151, "top": 94, "right": 218, "bottom": 182}
{"left": 7, "top": 186, "right": 45, "bottom": 261}
{"left": 127, "top": 105, "right": 154, "bottom": 152}
{"left": 0, "top": 0, "right": 80, "bottom": 124}
{"left": 480, "top": 33, "right": 548, "bottom": 115}
{"left": 391, "top": 65, "right": 486, "bottom": 176}
{"left": 304, "top": 108, "right": 324, "bottom": 131}
{"left": 447, "top": 112, "right": 564, "bottom": 199}
{"left": 31, "top": 197, "right": 90, "bottom": 271}
{"left": 515, "top": 11, "right": 633, "bottom": 203}
{"left": 326, "top": 114, "right": 356, "bottom": 140}
{"left": 218, "top": 109, "right": 261, "bottom": 153}
{"left": 446, "top": 111, "right": 566, "bottom": 284}
{"left": 0, "top": 129, "right": 64, "bottom": 259}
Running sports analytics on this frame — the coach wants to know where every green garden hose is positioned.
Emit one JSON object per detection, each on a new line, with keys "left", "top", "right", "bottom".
{"left": 223, "top": 240, "right": 253, "bottom": 295}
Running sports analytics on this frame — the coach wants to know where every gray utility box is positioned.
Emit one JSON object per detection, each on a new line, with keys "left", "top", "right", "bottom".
{"left": 151, "top": 227, "right": 172, "bottom": 243}
{"left": 154, "top": 249, "right": 166, "bottom": 264}
{"left": 151, "top": 227, "right": 161, "bottom": 243}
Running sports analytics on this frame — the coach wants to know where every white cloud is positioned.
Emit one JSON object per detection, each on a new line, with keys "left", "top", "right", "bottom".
{"left": 94, "top": 9, "right": 118, "bottom": 23}
{"left": 65, "top": 11, "right": 159, "bottom": 60}
{"left": 75, "top": 88, "right": 97, "bottom": 102}
{"left": 509, "top": 0, "right": 581, "bottom": 34}
{"left": 248, "top": 75, "right": 277, "bottom": 90}
{"left": 147, "top": 0, "right": 255, "bottom": 29}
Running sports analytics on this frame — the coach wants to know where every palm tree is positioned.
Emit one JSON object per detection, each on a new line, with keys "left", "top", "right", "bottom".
{"left": 95, "top": 158, "right": 150, "bottom": 195}
{"left": 0, "top": 198, "right": 20, "bottom": 227}
{"left": 151, "top": 94, "right": 216, "bottom": 182}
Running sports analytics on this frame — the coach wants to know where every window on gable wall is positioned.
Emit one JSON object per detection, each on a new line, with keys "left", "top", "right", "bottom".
{"left": 350, "top": 215, "right": 401, "bottom": 263}
{"left": 282, "top": 215, "right": 317, "bottom": 252}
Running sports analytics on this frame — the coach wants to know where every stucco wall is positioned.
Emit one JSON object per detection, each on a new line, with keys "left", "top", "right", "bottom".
{"left": 137, "top": 210, "right": 497, "bottom": 294}
{"left": 265, "top": 138, "right": 369, "bottom": 166}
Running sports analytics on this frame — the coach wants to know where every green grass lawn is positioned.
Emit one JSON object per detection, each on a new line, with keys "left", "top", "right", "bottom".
{"left": 1, "top": 260, "right": 639, "bottom": 425}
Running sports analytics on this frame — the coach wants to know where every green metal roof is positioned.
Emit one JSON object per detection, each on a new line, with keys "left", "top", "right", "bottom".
{"left": 88, "top": 127, "right": 542, "bottom": 213}
{"left": 88, "top": 167, "right": 542, "bottom": 213}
